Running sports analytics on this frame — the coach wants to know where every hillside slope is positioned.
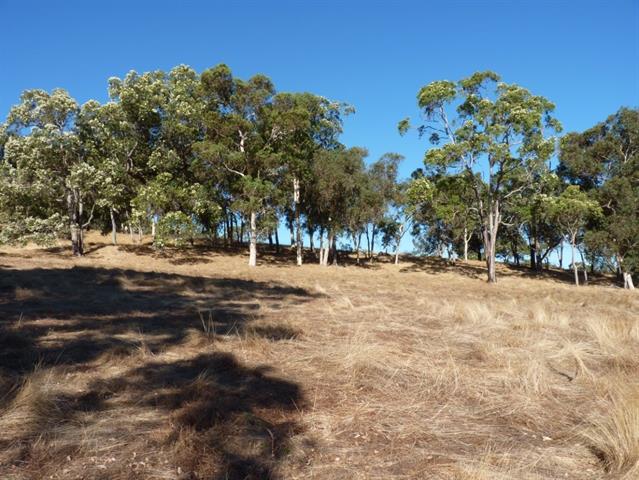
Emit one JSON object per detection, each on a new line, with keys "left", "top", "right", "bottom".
{"left": 1, "top": 236, "right": 637, "bottom": 479}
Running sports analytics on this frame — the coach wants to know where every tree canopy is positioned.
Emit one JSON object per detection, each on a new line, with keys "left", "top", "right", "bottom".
{"left": 0, "top": 66, "right": 636, "bottom": 288}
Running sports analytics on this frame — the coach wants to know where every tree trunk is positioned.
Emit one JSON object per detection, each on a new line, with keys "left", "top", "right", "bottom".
{"left": 529, "top": 242, "right": 536, "bottom": 270}
{"left": 370, "top": 226, "right": 376, "bottom": 264}
{"left": 151, "top": 216, "right": 157, "bottom": 238}
{"left": 293, "top": 177, "right": 302, "bottom": 266}
{"left": 571, "top": 234, "right": 579, "bottom": 286}
{"left": 110, "top": 208, "right": 117, "bottom": 245}
{"left": 579, "top": 248, "right": 588, "bottom": 285}
{"left": 485, "top": 240, "right": 496, "bottom": 283}
{"left": 394, "top": 233, "right": 401, "bottom": 265}
{"left": 330, "top": 232, "right": 338, "bottom": 266}
{"left": 309, "top": 228, "right": 314, "bottom": 253}
{"left": 463, "top": 227, "right": 469, "bottom": 261}
{"left": 623, "top": 272, "right": 635, "bottom": 290}
{"left": 275, "top": 228, "right": 280, "bottom": 253}
{"left": 483, "top": 203, "right": 499, "bottom": 283}
{"left": 534, "top": 236, "right": 543, "bottom": 271}
{"left": 558, "top": 240, "right": 563, "bottom": 270}
{"left": 356, "top": 232, "right": 362, "bottom": 264}
{"left": 126, "top": 211, "right": 134, "bottom": 242}
{"left": 318, "top": 229, "right": 325, "bottom": 266}
{"left": 68, "top": 191, "right": 83, "bottom": 256}
{"left": 320, "top": 231, "right": 330, "bottom": 266}
{"left": 248, "top": 211, "right": 257, "bottom": 267}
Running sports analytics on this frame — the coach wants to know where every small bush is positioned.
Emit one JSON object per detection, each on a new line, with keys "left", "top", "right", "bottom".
{"left": 155, "top": 211, "right": 197, "bottom": 248}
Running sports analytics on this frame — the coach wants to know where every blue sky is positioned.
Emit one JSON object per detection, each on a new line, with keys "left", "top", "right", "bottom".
{"left": 2, "top": 0, "right": 638, "bottom": 254}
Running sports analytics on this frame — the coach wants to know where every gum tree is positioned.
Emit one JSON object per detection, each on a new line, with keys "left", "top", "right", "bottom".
{"left": 195, "top": 65, "right": 282, "bottom": 267}
{"left": 559, "top": 108, "right": 639, "bottom": 289}
{"left": 2, "top": 89, "right": 100, "bottom": 255}
{"left": 543, "top": 186, "right": 601, "bottom": 285}
{"left": 400, "top": 72, "right": 561, "bottom": 282}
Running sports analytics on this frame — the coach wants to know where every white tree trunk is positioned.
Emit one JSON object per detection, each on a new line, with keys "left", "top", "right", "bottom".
{"left": 579, "top": 247, "right": 588, "bottom": 285}
{"left": 463, "top": 226, "right": 469, "bottom": 261}
{"left": 623, "top": 272, "right": 635, "bottom": 290}
{"left": 483, "top": 204, "right": 499, "bottom": 283}
{"left": 68, "top": 191, "right": 83, "bottom": 256}
{"left": 248, "top": 210, "right": 257, "bottom": 267}
{"left": 294, "top": 177, "right": 302, "bottom": 266}
{"left": 110, "top": 208, "right": 117, "bottom": 245}
{"left": 320, "top": 231, "right": 330, "bottom": 266}
{"left": 571, "top": 234, "right": 579, "bottom": 286}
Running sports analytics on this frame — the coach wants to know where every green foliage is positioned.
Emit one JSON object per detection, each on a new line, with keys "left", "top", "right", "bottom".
{"left": 559, "top": 108, "right": 639, "bottom": 276}
{"left": 0, "top": 62, "right": 635, "bottom": 282}
{"left": 402, "top": 71, "right": 562, "bottom": 280}
{"left": 154, "top": 211, "right": 197, "bottom": 248}
{"left": 543, "top": 186, "right": 602, "bottom": 239}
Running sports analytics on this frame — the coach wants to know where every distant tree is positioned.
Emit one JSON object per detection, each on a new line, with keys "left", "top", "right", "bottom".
{"left": 363, "top": 153, "right": 403, "bottom": 262}
{"left": 311, "top": 147, "right": 367, "bottom": 266}
{"left": 379, "top": 178, "right": 415, "bottom": 265}
{"left": 516, "top": 172, "right": 564, "bottom": 270}
{"left": 400, "top": 71, "right": 561, "bottom": 282}
{"left": 194, "top": 65, "right": 282, "bottom": 267}
{"left": 543, "top": 186, "right": 601, "bottom": 285}
{"left": 271, "top": 92, "right": 349, "bottom": 265}
{"left": 559, "top": 108, "right": 639, "bottom": 289}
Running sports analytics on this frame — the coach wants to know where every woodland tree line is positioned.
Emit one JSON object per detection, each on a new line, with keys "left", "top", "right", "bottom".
{"left": 0, "top": 66, "right": 637, "bottom": 287}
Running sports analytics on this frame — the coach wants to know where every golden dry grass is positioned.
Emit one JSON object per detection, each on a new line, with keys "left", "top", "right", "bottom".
{"left": 0, "top": 233, "right": 637, "bottom": 479}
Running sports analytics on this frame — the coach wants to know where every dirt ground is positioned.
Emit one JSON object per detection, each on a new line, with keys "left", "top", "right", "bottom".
{"left": 1, "top": 234, "right": 637, "bottom": 479}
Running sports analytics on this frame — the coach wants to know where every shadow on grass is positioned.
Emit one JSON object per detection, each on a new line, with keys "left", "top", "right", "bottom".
{"left": 0, "top": 264, "right": 318, "bottom": 479}
{"left": 398, "top": 255, "right": 618, "bottom": 286}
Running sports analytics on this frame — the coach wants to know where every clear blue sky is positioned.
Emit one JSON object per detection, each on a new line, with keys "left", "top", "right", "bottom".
{"left": 2, "top": 0, "right": 638, "bottom": 254}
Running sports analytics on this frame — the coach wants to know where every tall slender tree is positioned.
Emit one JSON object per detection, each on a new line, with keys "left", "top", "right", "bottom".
{"left": 400, "top": 72, "right": 561, "bottom": 282}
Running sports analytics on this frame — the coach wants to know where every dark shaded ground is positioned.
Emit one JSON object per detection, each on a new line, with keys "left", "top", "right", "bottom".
{"left": 0, "top": 264, "right": 318, "bottom": 479}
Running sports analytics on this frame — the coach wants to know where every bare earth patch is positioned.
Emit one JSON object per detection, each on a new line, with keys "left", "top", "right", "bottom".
{"left": 1, "top": 234, "right": 637, "bottom": 479}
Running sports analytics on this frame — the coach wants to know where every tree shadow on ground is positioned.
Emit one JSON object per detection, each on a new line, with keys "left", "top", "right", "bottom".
{"left": 399, "top": 256, "right": 488, "bottom": 279}
{"left": 398, "top": 255, "right": 619, "bottom": 287}
{"left": 0, "top": 264, "right": 318, "bottom": 479}
{"left": 89, "top": 353, "right": 305, "bottom": 479}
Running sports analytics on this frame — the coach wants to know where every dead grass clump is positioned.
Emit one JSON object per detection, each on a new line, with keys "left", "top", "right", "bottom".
{"left": 582, "top": 383, "right": 639, "bottom": 475}
{"left": 0, "top": 367, "right": 73, "bottom": 467}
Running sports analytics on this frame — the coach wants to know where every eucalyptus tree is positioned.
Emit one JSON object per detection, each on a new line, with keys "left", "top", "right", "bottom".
{"left": 543, "top": 186, "right": 601, "bottom": 285}
{"left": 516, "top": 172, "right": 564, "bottom": 270}
{"left": 107, "top": 69, "right": 168, "bottom": 236}
{"left": 76, "top": 100, "right": 138, "bottom": 244}
{"left": 431, "top": 174, "right": 479, "bottom": 261}
{"left": 362, "top": 153, "right": 403, "bottom": 261}
{"left": 559, "top": 108, "right": 639, "bottom": 288}
{"left": 1, "top": 89, "right": 101, "bottom": 255}
{"left": 272, "top": 92, "right": 348, "bottom": 265}
{"left": 400, "top": 71, "right": 561, "bottom": 282}
{"left": 311, "top": 147, "right": 368, "bottom": 266}
{"left": 194, "top": 65, "right": 283, "bottom": 267}
{"left": 378, "top": 179, "right": 416, "bottom": 265}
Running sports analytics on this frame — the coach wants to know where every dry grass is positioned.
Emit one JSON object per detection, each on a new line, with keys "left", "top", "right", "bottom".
{"left": 0, "top": 233, "right": 637, "bottom": 479}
